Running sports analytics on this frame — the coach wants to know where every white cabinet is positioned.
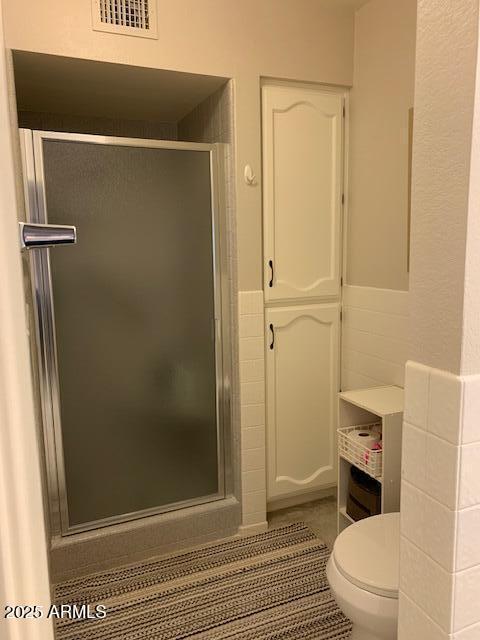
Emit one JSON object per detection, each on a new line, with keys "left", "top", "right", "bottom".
{"left": 262, "top": 81, "right": 345, "bottom": 504}
{"left": 266, "top": 304, "right": 340, "bottom": 499}
{"left": 262, "top": 83, "right": 344, "bottom": 304}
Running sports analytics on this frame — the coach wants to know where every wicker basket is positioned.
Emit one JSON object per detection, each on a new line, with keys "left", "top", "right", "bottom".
{"left": 337, "top": 423, "right": 383, "bottom": 479}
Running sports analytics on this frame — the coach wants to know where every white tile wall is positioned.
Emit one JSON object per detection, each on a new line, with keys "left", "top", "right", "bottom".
{"left": 400, "top": 481, "right": 456, "bottom": 571}
{"left": 454, "top": 622, "right": 480, "bottom": 639}
{"left": 177, "top": 82, "right": 233, "bottom": 144}
{"left": 456, "top": 507, "right": 480, "bottom": 570}
{"left": 399, "top": 361, "right": 480, "bottom": 638}
{"left": 461, "top": 375, "right": 480, "bottom": 443}
{"left": 239, "top": 291, "right": 267, "bottom": 532}
{"left": 459, "top": 444, "right": 480, "bottom": 509}
{"left": 400, "top": 536, "right": 454, "bottom": 631}
{"left": 342, "top": 285, "right": 409, "bottom": 390}
{"left": 398, "top": 593, "right": 449, "bottom": 640}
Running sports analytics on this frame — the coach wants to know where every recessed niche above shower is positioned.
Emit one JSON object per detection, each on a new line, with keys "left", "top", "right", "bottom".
{"left": 12, "top": 50, "right": 232, "bottom": 144}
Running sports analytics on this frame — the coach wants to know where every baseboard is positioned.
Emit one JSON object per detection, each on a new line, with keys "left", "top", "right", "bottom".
{"left": 237, "top": 521, "right": 269, "bottom": 536}
{"left": 267, "top": 485, "right": 336, "bottom": 513}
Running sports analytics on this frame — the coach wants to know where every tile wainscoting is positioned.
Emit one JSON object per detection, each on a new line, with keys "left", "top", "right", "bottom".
{"left": 399, "top": 362, "right": 480, "bottom": 639}
{"left": 342, "top": 285, "right": 409, "bottom": 390}
{"left": 238, "top": 291, "right": 268, "bottom": 532}
{"left": 238, "top": 285, "right": 410, "bottom": 530}
{"left": 238, "top": 286, "right": 408, "bottom": 530}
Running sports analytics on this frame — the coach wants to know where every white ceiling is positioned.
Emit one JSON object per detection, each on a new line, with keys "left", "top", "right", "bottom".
{"left": 13, "top": 51, "right": 228, "bottom": 123}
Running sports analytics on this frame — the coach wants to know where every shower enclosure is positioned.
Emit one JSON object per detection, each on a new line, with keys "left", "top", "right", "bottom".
{"left": 21, "top": 130, "right": 231, "bottom": 536}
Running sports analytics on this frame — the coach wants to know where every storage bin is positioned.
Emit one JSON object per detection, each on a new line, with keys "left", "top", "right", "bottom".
{"left": 346, "top": 494, "right": 370, "bottom": 521}
{"left": 347, "top": 466, "right": 381, "bottom": 521}
{"left": 337, "top": 423, "right": 383, "bottom": 479}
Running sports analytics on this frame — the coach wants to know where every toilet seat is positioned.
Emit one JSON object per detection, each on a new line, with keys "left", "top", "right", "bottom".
{"left": 333, "top": 512, "right": 400, "bottom": 599}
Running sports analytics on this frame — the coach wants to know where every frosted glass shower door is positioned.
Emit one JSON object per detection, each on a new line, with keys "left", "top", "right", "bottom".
{"left": 25, "top": 131, "right": 227, "bottom": 534}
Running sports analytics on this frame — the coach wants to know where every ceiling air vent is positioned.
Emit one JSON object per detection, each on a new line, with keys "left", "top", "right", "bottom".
{"left": 92, "top": 0, "right": 158, "bottom": 39}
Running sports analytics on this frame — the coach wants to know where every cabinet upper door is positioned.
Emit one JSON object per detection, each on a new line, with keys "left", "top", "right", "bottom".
{"left": 266, "top": 304, "right": 340, "bottom": 499}
{"left": 262, "top": 84, "right": 343, "bottom": 303}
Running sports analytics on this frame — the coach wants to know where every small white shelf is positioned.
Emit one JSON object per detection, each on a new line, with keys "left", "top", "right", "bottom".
{"left": 337, "top": 386, "right": 404, "bottom": 534}
{"left": 339, "top": 506, "right": 355, "bottom": 525}
{"left": 339, "top": 386, "right": 404, "bottom": 417}
{"left": 338, "top": 454, "right": 383, "bottom": 483}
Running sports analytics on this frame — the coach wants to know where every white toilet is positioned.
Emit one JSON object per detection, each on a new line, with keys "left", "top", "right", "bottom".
{"left": 326, "top": 512, "right": 400, "bottom": 640}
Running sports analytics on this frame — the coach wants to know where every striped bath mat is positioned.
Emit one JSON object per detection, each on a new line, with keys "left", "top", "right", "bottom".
{"left": 54, "top": 523, "right": 352, "bottom": 639}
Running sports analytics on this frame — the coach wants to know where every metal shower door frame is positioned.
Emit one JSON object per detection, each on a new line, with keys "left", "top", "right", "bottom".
{"left": 21, "top": 129, "right": 230, "bottom": 536}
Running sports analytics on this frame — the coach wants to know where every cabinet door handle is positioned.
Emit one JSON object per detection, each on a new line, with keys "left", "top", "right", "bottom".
{"left": 269, "top": 323, "right": 275, "bottom": 350}
{"left": 268, "top": 259, "right": 274, "bottom": 287}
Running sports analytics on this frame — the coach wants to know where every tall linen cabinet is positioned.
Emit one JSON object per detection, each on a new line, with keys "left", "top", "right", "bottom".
{"left": 262, "top": 82, "right": 344, "bottom": 502}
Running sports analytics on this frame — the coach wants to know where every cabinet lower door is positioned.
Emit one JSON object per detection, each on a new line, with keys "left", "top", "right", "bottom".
{"left": 266, "top": 304, "right": 340, "bottom": 500}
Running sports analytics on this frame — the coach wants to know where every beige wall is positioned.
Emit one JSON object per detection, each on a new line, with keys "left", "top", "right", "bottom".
{"left": 0, "top": 0, "right": 54, "bottom": 634}
{"left": 399, "top": 3, "right": 480, "bottom": 637}
{"left": 409, "top": 0, "right": 480, "bottom": 375}
{"left": 347, "top": 0, "right": 416, "bottom": 291}
{"left": 2, "top": 0, "right": 355, "bottom": 291}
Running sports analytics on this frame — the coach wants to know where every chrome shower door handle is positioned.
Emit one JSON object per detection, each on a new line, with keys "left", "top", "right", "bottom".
{"left": 19, "top": 222, "right": 77, "bottom": 250}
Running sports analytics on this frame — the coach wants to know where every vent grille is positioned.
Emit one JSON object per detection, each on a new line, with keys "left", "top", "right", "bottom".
{"left": 100, "top": 0, "right": 149, "bottom": 30}
{"left": 92, "top": 0, "right": 157, "bottom": 38}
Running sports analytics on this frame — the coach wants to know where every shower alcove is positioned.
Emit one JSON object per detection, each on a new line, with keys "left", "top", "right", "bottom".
{"left": 11, "top": 51, "right": 240, "bottom": 581}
